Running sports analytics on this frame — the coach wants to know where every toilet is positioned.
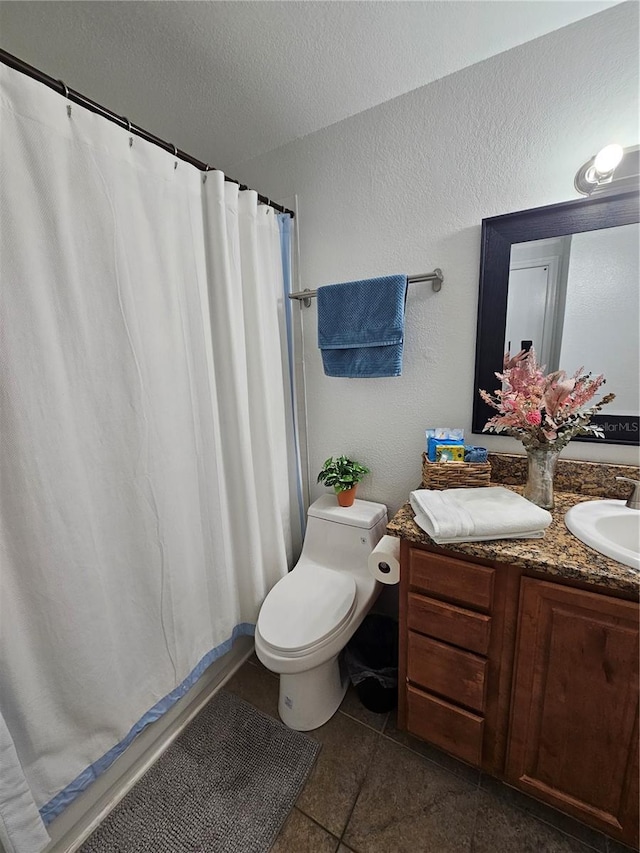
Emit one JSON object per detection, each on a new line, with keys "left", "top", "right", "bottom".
{"left": 255, "top": 495, "right": 388, "bottom": 731}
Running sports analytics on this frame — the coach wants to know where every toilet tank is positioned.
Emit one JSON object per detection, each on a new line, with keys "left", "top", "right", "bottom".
{"left": 301, "top": 496, "right": 388, "bottom": 570}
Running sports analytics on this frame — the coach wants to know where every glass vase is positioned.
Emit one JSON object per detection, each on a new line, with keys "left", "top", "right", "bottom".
{"left": 523, "top": 447, "right": 560, "bottom": 510}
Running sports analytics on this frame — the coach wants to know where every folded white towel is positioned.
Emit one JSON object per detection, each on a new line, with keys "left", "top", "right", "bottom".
{"left": 409, "top": 486, "right": 552, "bottom": 544}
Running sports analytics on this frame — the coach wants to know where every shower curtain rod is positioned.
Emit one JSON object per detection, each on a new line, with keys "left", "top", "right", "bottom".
{"left": 0, "top": 48, "right": 295, "bottom": 219}
{"left": 289, "top": 269, "right": 444, "bottom": 306}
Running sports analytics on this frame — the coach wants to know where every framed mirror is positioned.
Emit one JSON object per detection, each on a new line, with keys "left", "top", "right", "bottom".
{"left": 472, "top": 190, "right": 640, "bottom": 445}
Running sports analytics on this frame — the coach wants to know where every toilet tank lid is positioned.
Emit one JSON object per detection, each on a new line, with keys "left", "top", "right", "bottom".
{"left": 308, "top": 495, "right": 387, "bottom": 529}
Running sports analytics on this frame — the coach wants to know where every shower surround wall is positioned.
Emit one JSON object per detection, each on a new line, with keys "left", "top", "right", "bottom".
{"left": 234, "top": 3, "right": 640, "bottom": 514}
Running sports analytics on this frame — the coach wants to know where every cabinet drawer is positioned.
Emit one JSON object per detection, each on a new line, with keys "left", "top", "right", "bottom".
{"left": 408, "top": 631, "right": 487, "bottom": 713}
{"left": 407, "top": 685, "right": 484, "bottom": 766}
{"left": 409, "top": 549, "right": 494, "bottom": 612}
{"left": 408, "top": 592, "right": 491, "bottom": 655}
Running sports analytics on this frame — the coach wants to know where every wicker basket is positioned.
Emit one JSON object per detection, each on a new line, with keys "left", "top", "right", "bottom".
{"left": 421, "top": 452, "right": 491, "bottom": 490}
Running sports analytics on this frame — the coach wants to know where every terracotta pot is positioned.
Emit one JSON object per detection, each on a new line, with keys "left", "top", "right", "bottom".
{"left": 336, "top": 486, "right": 357, "bottom": 507}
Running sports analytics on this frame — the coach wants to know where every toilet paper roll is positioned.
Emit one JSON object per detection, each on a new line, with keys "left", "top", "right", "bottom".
{"left": 368, "top": 535, "right": 401, "bottom": 585}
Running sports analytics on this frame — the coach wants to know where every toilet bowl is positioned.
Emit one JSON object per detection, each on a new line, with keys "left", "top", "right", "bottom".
{"left": 255, "top": 495, "right": 388, "bottom": 730}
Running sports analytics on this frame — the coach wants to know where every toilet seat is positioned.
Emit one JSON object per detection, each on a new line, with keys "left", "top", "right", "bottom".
{"left": 258, "top": 565, "right": 357, "bottom": 655}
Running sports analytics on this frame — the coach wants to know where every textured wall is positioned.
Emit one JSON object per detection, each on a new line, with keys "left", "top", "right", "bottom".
{"left": 234, "top": 4, "right": 640, "bottom": 514}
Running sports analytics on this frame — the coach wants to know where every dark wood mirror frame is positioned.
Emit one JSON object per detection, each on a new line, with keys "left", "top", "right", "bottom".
{"left": 472, "top": 189, "right": 640, "bottom": 446}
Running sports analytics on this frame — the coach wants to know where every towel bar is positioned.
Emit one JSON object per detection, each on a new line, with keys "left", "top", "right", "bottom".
{"left": 288, "top": 269, "right": 444, "bottom": 307}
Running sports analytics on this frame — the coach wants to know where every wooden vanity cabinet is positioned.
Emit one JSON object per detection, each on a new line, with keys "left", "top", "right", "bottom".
{"left": 398, "top": 541, "right": 521, "bottom": 775}
{"left": 507, "top": 578, "right": 639, "bottom": 846}
{"left": 398, "top": 540, "right": 640, "bottom": 848}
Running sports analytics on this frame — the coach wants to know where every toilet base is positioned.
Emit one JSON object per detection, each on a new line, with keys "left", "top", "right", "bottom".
{"left": 277, "top": 655, "right": 348, "bottom": 731}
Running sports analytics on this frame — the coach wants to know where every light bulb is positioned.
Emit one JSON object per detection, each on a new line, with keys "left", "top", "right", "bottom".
{"left": 593, "top": 143, "right": 624, "bottom": 176}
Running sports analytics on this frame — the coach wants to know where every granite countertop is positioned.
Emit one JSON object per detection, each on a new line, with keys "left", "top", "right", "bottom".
{"left": 387, "top": 488, "right": 639, "bottom": 596}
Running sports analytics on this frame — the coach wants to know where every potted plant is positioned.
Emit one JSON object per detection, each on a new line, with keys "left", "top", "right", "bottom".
{"left": 317, "top": 455, "right": 370, "bottom": 507}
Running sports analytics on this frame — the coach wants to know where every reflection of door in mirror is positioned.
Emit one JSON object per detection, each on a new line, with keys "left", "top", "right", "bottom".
{"left": 506, "top": 237, "right": 571, "bottom": 371}
{"left": 559, "top": 223, "right": 639, "bottom": 417}
{"left": 504, "top": 223, "right": 639, "bottom": 418}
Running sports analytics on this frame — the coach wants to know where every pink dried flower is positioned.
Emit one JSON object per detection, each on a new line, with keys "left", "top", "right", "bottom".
{"left": 479, "top": 349, "right": 615, "bottom": 451}
{"left": 542, "top": 376, "right": 575, "bottom": 417}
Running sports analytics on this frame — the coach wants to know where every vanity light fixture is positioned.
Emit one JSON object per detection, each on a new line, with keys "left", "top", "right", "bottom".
{"left": 593, "top": 143, "right": 624, "bottom": 175}
{"left": 575, "top": 143, "right": 639, "bottom": 196}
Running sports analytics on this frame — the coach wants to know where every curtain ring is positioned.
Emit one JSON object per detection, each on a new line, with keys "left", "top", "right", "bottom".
{"left": 58, "top": 80, "right": 69, "bottom": 99}
{"left": 123, "top": 117, "right": 134, "bottom": 147}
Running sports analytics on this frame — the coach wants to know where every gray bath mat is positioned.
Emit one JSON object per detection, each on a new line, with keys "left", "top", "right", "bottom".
{"left": 80, "top": 689, "right": 320, "bottom": 852}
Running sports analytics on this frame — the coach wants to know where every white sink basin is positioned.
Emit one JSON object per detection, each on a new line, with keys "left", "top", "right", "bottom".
{"left": 565, "top": 500, "right": 640, "bottom": 571}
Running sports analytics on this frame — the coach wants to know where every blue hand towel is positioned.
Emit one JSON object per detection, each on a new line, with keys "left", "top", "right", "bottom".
{"left": 317, "top": 274, "right": 408, "bottom": 378}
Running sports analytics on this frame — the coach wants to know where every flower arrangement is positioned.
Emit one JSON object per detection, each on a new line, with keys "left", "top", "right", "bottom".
{"left": 479, "top": 349, "right": 615, "bottom": 452}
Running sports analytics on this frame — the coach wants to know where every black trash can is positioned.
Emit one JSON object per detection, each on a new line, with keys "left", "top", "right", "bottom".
{"left": 343, "top": 614, "right": 399, "bottom": 713}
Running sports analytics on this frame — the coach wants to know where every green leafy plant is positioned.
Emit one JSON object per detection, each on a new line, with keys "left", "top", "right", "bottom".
{"left": 316, "top": 455, "right": 370, "bottom": 493}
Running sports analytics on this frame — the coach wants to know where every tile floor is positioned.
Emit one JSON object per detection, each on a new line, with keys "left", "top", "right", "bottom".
{"left": 224, "top": 655, "right": 636, "bottom": 853}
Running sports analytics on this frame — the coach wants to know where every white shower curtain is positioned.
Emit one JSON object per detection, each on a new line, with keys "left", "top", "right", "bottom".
{"left": 0, "top": 64, "right": 300, "bottom": 853}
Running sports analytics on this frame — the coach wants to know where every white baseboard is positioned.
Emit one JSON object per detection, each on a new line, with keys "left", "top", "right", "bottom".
{"left": 43, "top": 636, "right": 254, "bottom": 853}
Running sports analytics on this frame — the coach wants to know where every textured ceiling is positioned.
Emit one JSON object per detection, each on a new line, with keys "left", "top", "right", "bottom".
{"left": 0, "top": 1, "right": 619, "bottom": 171}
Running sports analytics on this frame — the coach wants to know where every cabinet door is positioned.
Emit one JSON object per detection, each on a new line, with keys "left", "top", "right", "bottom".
{"left": 507, "top": 579, "right": 639, "bottom": 847}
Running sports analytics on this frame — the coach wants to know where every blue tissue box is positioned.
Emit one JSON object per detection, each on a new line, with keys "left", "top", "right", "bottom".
{"left": 426, "top": 427, "right": 464, "bottom": 445}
